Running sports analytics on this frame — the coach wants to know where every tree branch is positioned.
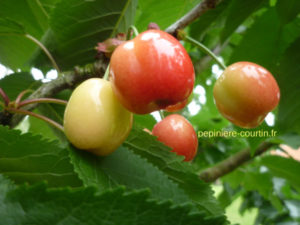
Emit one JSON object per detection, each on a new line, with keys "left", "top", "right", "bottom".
{"left": 199, "top": 142, "right": 274, "bottom": 182}
{"left": 8, "top": 59, "right": 107, "bottom": 128}
{"left": 165, "top": 0, "right": 222, "bottom": 36}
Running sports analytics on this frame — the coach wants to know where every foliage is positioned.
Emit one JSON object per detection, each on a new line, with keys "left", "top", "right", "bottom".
{"left": 0, "top": 0, "right": 300, "bottom": 224}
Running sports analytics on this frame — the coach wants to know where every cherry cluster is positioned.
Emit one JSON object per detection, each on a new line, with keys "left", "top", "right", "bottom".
{"left": 63, "top": 29, "right": 280, "bottom": 162}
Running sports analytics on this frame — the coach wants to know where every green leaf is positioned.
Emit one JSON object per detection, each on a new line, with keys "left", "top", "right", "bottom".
{"left": 27, "top": 90, "right": 71, "bottom": 141}
{"left": 269, "top": 194, "right": 284, "bottom": 212}
{"left": 33, "top": 90, "right": 71, "bottom": 143}
{"left": 233, "top": 122, "right": 276, "bottom": 155}
{"left": 220, "top": 0, "right": 268, "bottom": 42}
{"left": 223, "top": 167, "right": 283, "bottom": 211}
{"left": 35, "top": 104, "right": 67, "bottom": 141}
{"left": 189, "top": 0, "right": 233, "bottom": 40}
{"left": 0, "top": 175, "right": 226, "bottom": 225}
{"left": 0, "top": 125, "right": 82, "bottom": 187}
{"left": 281, "top": 183, "right": 300, "bottom": 201}
{"left": 278, "top": 17, "right": 300, "bottom": 55}
{"left": 28, "top": 112, "right": 59, "bottom": 141}
{"left": 0, "top": 72, "right": 40, "bottom": 99}
{"left": 222, "top": 169, "right": 245, "bottom": 189}
{"left": 0, "top": 0, "right": 49, "bottom": 70}
{"left": 0, "top": 18, "right": 25, "bottom": 34}
{"left": 69, "top": 145, "right": 189, "bottom": 204}
{"left": 135, "top": 0, "right": 199, "bottom": 31}
{"left": 260, "top": 155, "right": 300, "bottom": 192}
{"left": 276, "top": 0, "right": 300, "bottom": 24}
{"left": 0, "top": 72, "right": 40, "bottom": 110}
{"left": 43, "top": 0, "right": 138, "bottom": 70}
{"left": 133, "top": 114, "right": 157, "bottom": 131}
{"left": 229, "top": 8, "right": 281, "bottom": 69}
{"left": 124, "top": 125, "right": 225, "bottom": 218}
{"left": 279, "top": 133, "right": 300, "bottom": 149}
{"left": 276, "top": 37, "right": 300, "bottom": 134}
{"left": 243, "top": 171, "right": 273, "bottom": 199}
{"left": 40, "top": 0, "right": 61, "bottom": 15}
{"left": 0, "top": 0, "right": 48, "bottom": 36}
{"left": 0, "top": 36, "right": 37, "bottom": 70}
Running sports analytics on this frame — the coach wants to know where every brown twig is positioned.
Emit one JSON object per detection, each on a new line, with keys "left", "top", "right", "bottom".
{"left": 165, "top": 0, "right": 222, "bottom": 36}
{"left": 199, "top": 142, "right": 274, "bottom": 182}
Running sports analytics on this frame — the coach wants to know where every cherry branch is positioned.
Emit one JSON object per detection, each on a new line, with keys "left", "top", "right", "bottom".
{"left": 199, "top": 142, "right": 274, "bottom": 182}
{"left": 165, "top": 0, "right": 222, "bottom": 36}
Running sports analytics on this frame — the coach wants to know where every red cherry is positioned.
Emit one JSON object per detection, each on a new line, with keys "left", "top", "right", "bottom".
{"left": 152, "top": 114, "right": 198, "bottom": 161}
{"left": 110, "top": 29, "right": 195, "bottom": 114}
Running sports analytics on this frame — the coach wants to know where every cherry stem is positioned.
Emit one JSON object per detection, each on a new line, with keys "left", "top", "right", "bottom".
{"left": 130, "top": 25, "right": 139, "bottom": 36}
{"left": 6, "top": 108, "right": 64, "bottom": 132}
{"left": 159, "top": 110, "right": 165, "bottom": 120}
{"left": 184, "top": 35, "right": 227, "bottom": 70}
{"left": 25, "top": 34, "right": 61, "bottom": 73}
{"left": 15, "top": 89, "right": 33, "bottom": 108}
{"left": 17, "top": 98, "right": 68, "bottom": 109}
{"left": 103, "top": 64, "right": 110, "bottom": 81}
{"left": 127, "top": 25, "right": 139, "bottom": 40}
{"left": 0, "top": 88, "right": 10, "bottom": 106}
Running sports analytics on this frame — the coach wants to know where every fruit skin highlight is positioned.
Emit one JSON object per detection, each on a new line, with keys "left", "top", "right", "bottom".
{"left": 213, "top": 61, "right": 280, "bottom": 128}
{"left": 64, "top": 78, "right": 133, "bottom": 156}
{"left": 110, "top": 29, "right": 195, "bottom": 114}
{"left": 152, "top": 114, "right": 198, "bottom": 161}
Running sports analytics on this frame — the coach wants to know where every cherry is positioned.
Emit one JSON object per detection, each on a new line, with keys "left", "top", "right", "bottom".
{"left": 109, "top": 29, "right": 195, "bottom": 114}
{"left": 213, "top": 62, "right": 280, "bottom": 128}
{"left": 152, "top": 114, "right": 198, "bottom": 161}
{"left": 64, "top": 78, "right": 133, "bottom": 155}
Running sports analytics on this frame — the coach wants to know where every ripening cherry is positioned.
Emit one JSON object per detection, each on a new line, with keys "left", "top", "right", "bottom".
{"left": 213, "top": 61, "right": 280, "bottom": 128}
